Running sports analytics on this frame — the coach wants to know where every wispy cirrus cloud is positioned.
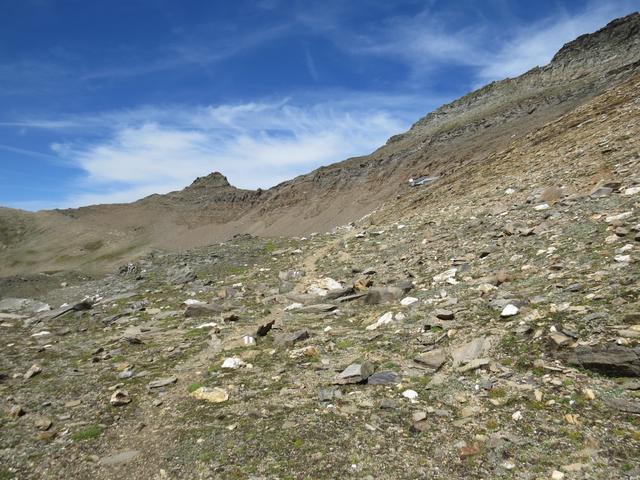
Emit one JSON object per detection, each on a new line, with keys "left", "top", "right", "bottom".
{"left": 334, "top": 0, "right": 639, "bottom": 84}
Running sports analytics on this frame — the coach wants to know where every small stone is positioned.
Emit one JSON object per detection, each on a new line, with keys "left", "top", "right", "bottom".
{"left": 402, "top": 389, "right": 418, "bottom": 400}
{"left": 367, "top": 371, "right": 400, "bottom": 385}
{"left": 606, "top": 212, "right": 632, "bottom": 223}
{"left": 549, "top": 332, "right": 572, "bottom": 347}
{"left": 366, "top": 312, "right": 394, "bottom": 331}
{"left": 336, "top": 362, "right": 375, "bottom": 384}
{"left": 501, "top": 304, "right": 519, "bottom": 317}
{"left": 110, "top": 390, "right": 131, "bottom": 406}
{"left": 9, "top": 405, "right": 25, "bottom": 418}
{"left": 190, "top": 387, "right": 228, "bottom": 403}
{"left": 434, "top": 309, "right": 455, "bottom": 320}
{"left": 221, "top": 357, "right": 246, "bottom": 369}
{"left": 414, "top": 349, "right": 447, "bottom": 370}
{"left": 400, "top": 297, "right": 419, "bottom": 306}
{"left": 34, "top": 416, "right": 52, "bottom": 431}
{"left": 148, "top": 376, "right": 178, "bottom": 389}
{"left": 551, "top": 470, "right": 565, "bottom": 480}
{"left": 590, "top": 186, "right": 613, "bottom": 198}
{"left": 512, "top": 410, "right": 522, "bottom": 421}
{"left": 275, "top": 329, "right": 310, "bottom": 347}
{"left": 412, "top": 411, "right": 427, "bottom": 422}
{"left": 24, "top": 364, "right": 42, "bottom": 380}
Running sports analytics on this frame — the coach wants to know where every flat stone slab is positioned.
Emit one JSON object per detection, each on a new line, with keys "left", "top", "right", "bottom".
{"left": 148, "top": 376, "right": 178, "bottom": 389}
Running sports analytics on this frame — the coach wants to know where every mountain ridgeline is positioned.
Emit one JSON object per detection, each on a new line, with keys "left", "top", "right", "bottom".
{"left": 1, "top": 12, "right": 639, "bottom": 276}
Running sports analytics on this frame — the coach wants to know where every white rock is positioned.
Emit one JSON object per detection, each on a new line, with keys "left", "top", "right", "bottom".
{"left": 433, "top": 268, "right": 457, "bottom": 283}
{"left": 551, "top": 471, "right": 565, "bottom": 480}
{"left": 501, "top": 304, "right": 519, "bottom": 317}
{"left": 221, "top": 357, "right": 246, "bottom": 369}
{"left": 31, "top": 331, "right": 51, "bottom": 337}
{"left": 184, "top": 299, "right": 206, "bottom": 306}
{"left": 605, "top": 211, "right": 632, "bottom": 223}
{"left": 512, "top": 410, "right": 522, "bottom": 421}
{"left": 284, "top": 303, "right": 303, "bottom": 311}
{"left": 614, "top": 255, "right": 631, "bottom": 263}
{"left": 505, "top": 188, "right": 516, "bottom": 195}
{"left": 402, "top": 389, "right": 418, "bottom": 400}
{"left": 623, "top": 186, "right": 640, "bottom": 195}
{"left": 605, "top": 234, "right": 620, "bottom": 244}
{"left": 195, "top": 322, "right": 218, "bottom": 329}
{"left": 533, "top": 203, "right": 550, "bottom": 211}
{"left": 366, "top": 312, "right": 394, "bottom": 331}
{"left": 400, "top": 297, "right": 419, "bottom": 306}
{"left": 307, "top": 285, "right": 329, "bottom": 297}
{"left": 242, "top": 335, "right": 256, "bottom": 346}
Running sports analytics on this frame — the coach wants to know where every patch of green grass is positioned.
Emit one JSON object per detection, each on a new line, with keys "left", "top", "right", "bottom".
{"left": 185, "top": 328, "right": 208, "bottom": 338}
{"left": 187, "top": 382, "right": 203, "bottom": 393}
{"left": 336, "top": 339, "right": 353, "bottom": 349}
{"left": 263, "top": 241, "right": 278, "bottom": 253}
{"left": 72, "top": 425, "right": 103, "bottom": 441}
{"left": 488, "top": 387, "right": 507, "bottom": 399}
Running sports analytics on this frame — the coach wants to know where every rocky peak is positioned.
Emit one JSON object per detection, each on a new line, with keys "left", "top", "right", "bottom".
{"left": 551, "top": 12, "right": 640, "bottom": 65}
{"left": 188, "top": 172, "right": 232, "bottom": 189}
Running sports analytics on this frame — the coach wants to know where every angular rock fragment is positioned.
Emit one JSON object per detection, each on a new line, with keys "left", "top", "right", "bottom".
{"left": 414, "top": 349, "right": 447, "bottom": 370}
{"left": 148, "top": 376, "right": 178, "bottom": 389}
{"left": 190, "top": 387, "right": 228, "bottom": 403}
{"left": 452, "top": 336, "right": 494, "bottom": 367}
{"left": 367, "top": 371, "right": 400, "bottom": 385}
{"left": 335, "top": 361, "right": 375, "bottom": 384}
{"left": 110, "top": 390, "right": 131, "bottom": 406}
{"left": 275, "top": 329, "right": 310, "bottom": 347}
{"left": 566, "top": 345, "right": 640, "bottom": 377}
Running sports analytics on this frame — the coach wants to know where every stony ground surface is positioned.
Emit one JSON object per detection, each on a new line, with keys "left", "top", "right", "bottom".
{"left": 1, "top": 77, "right": 640, "bottom": 480}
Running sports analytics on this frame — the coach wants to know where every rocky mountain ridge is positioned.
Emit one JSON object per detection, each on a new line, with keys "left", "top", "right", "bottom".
{"left": 1, "top": 13, "right": 639, "bottom": 276}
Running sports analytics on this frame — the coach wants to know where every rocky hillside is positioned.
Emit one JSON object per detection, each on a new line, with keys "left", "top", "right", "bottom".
{"left": 1, "top": 13, "right": 639, "bottom": 277}
{"left": 0, "top": 69, "right": 639, "bottom": 479}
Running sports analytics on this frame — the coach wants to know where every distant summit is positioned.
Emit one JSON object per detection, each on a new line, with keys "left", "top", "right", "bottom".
{"left": 188, "top": 172, "right": 232, "bottom": 189}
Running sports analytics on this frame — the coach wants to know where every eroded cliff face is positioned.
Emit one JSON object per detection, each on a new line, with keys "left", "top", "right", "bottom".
{"left": 1, "top": 13, "right": 639, "bottom": 275}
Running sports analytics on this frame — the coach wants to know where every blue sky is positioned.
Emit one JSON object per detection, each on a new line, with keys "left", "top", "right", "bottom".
{"left": 1, "top": 0, "right": 638, "bottom": 210}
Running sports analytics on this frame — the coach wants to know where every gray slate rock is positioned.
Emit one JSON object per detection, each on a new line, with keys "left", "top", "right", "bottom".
{"left": 336, "top": 361, "right": 375, "bottom": 384}
{"left": 148, "top": 376, "right": 178, "bottom": 389}
{"left": 367, "top": 371, "right": 400, "bottom": 385}
{"left": 566, "top": 345, "right": 640, "bottom": 377}
{"left": 275, "top": 329, "right": 310, "bottom": 347}
{"left": 414, "top": 349, "right": 447, "bottom": 370}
